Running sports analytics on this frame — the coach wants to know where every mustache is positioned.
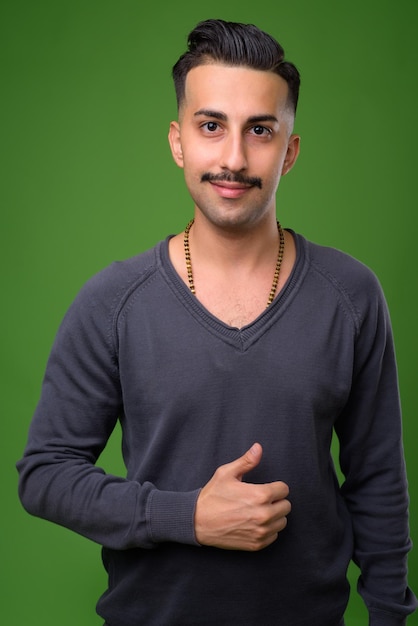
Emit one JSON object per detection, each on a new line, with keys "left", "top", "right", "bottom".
{"left": 201, "top": 171, "right": 262, "bottom": 189}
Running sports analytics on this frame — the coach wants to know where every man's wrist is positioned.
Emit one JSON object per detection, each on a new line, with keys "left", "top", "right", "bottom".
{"left": 147, "top": 487, "right": 201, "bottom": 546}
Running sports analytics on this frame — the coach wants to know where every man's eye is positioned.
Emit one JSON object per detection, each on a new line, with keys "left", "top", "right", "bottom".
{"left": 252, "top": 125, "right": 270, "bottom": 136}
{"left": 203, "top": 122, "right": 219, "bottom": 132}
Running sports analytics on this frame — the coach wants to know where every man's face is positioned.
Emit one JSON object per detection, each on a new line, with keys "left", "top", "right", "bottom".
{"left": 169, "top": 63, "right": 300, "bottom": 230}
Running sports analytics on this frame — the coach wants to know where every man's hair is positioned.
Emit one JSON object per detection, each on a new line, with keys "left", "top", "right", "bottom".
{"left": 172, "top": 19, "right": 300, "bottom": 115}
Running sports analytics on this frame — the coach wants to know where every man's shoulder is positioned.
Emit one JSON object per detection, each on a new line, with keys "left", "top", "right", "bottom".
{"left": 302, "top": 234, "right": 380, "bottom": 291}
{"left": 74, "top": 240, "right": 166, "bottom": 311}
{"left": 297, "top": 233, "right": 386, "bottom": 327}
{"left": 96, "top": 242, "right": 161, "bottom": 285}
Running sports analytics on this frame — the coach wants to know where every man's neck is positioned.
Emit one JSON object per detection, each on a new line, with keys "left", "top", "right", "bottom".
{"left": 188, "top": 213, "right": 280, "bottom": 271}
{"left": 168, "top": 213, "right": 296, "bottom": 328}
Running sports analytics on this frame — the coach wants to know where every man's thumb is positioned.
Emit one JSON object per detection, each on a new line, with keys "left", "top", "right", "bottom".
{"left": 229, "top": 443, "right": 263, "bottom": 480}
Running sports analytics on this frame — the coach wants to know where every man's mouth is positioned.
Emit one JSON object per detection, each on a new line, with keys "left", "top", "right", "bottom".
{"left": 208, "top": 182, "right": 254, "bottom": 199}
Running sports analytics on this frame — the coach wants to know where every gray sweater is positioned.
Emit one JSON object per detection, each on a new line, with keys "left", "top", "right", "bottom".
{"left": 17, "top": 232, "right": 417, "bottom": 625}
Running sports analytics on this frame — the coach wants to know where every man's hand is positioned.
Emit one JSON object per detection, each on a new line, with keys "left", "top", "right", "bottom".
{"left": 194, "top": 443, "right": 290, "bottom": 551}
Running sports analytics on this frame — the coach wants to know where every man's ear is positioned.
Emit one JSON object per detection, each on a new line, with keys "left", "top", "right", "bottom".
{"left": 168, "top": 121, "right": 184, "bottom": 168}
{"left": 282, "top": 134, "right": 300, "bottom": 176}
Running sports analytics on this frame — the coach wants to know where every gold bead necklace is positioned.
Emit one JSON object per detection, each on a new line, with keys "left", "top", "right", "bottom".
{"left": 183, "top": 219, "right": 285, "bottom": 307}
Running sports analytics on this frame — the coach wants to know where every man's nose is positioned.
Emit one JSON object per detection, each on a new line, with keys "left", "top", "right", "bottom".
{"left": 219, "top": 132, "right": 248, "bottom": 172}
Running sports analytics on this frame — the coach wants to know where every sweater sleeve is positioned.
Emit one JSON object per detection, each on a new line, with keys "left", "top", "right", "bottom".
{"left": 16, "top": 267, "right": 200, "bottom": 550}
{"left": 334, "top": 274, "right": 417, "bottom": 624}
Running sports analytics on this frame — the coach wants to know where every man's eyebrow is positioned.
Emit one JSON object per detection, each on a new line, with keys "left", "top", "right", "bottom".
{"left": 247, "top": 114, "right": 279, "bottom": 125}
{"left": 193, "top": 110, "right": 279, "bottom": 125}
{"left": 194, "top": 109, "right": 227, "bottom": 121}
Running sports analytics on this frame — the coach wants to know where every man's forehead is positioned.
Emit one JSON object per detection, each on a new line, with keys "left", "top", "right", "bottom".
{"left": 182, "top": 63, "right": 290, "bottom": 116}
{"left": 184, "top": 62, "right": 288, "bottom": 91}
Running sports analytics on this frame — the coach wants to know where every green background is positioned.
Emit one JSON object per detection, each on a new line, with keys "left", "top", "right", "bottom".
{"left": 2, "top": 0, "right": 417, "bottom": 623}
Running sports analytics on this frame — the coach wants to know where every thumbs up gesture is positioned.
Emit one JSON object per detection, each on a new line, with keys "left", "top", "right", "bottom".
{"left": 194, "top": 443, "right": 291, "bottom": 551}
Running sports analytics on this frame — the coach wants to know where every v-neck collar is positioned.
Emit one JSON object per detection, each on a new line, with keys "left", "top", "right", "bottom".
{"left": 159, "top": 230, "right": 306, "bottom": 351}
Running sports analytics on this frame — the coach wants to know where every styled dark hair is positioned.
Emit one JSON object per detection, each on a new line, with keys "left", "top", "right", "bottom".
{"left": 172, "top": 19, "right": 300, "bottom": 114}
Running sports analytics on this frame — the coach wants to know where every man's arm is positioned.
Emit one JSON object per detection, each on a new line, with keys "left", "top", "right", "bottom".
{"left": 16, "top": 272, "right": 200, "bottom": 550}
{"left": 334, "top": 275, "right": 417, "bottom": 624}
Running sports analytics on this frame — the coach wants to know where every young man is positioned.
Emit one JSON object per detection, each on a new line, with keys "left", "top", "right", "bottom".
{"left": 17, "top": 19, "right": 416, "bottom": 626}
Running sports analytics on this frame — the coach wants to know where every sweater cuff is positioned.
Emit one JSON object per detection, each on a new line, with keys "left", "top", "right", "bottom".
{"left": 146, "top": 488, "right": 201, "bottom": 546}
